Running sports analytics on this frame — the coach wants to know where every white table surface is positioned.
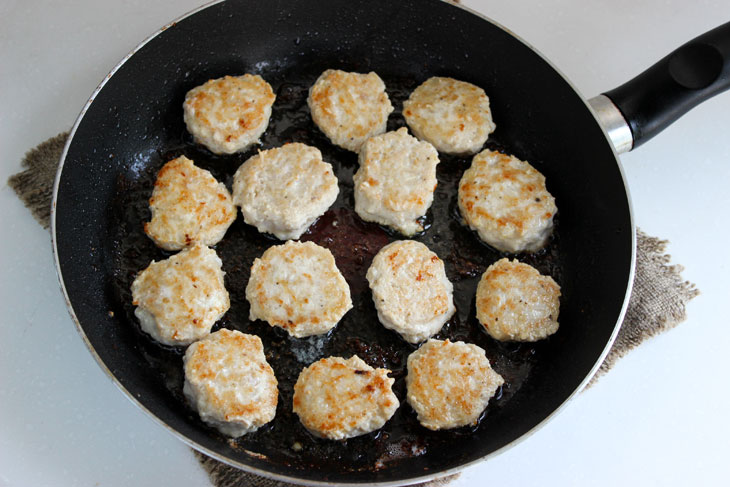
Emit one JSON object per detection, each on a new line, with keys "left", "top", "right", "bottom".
{"left": 1, "top": 1, "right": 729, "bottom": 485}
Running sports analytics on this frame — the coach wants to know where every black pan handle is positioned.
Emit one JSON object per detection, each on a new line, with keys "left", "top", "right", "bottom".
{"left": 602, "top": 21, "right": 730, "bottom": 151}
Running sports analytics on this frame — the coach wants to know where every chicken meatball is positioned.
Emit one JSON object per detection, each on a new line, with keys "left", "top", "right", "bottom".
{"left": 143, "top": 156, "right": 236, "bottom": 251}
{"left": 366, "top": 240, "right": 455, "bottom": 343}
{"left": 292, "top": 355, "right": 398, "bottom": 440}
{"left": 308, "top": 69, "right": 393, "bottom": 152}
{"left": 458, "top": 149, "right": 557, "bottom": 253}
{"left": 246, "top": 241, "right": 352, "bottom": 338}
{"left": 403, "top": 76, "right": 495, "bottom": 155}
{"left": 406, "top": 339, "right": 504, "bottom": 430}
{"left": 131, "top": 244, "right": 229, "bottom": 346}
{"left": 183, "top": 74, "right": 275, "bottom": 155}
{"left": 475, "top": 258, "right": 561, "bottom": 342}
{"left": 354, "top": 127, "right": 440, "bottom": 235}
{"left": 183, "top": 329, "right": 278, "bottom": 437}
{"left": 232, "top": 143, "right": 339, "bottom": 240}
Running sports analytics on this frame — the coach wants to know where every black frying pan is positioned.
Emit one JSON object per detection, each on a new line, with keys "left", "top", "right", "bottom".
{"left": 51, "top": 0, "right": 730, "bottom": 484}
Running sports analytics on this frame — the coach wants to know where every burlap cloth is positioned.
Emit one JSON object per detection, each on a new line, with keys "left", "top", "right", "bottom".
{"left": 8, "top": 133, "right": 698, "bottom": 487}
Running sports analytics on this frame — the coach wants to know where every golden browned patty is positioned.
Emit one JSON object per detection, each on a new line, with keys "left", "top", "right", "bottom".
{"left": 458, "top": 149, "right": 557, "bottom": 253}
{"left": 308, "top": 69, "right": 393, "bottom": 152}
{"left": 144, "top": 155, "right": 236, "bottom": 251}
{"left": 475, "top": 258, "right": 561, "bottom": 342}
{"left": 406, "top": 339, "right": 503, "bottom": 430}
{"left": 131, "top": 244, "right": 229, "bottom": 346}
{"left": 183, "top": 329, "right": 278, "bottom": 437}
{"left": 246, "top": 241, "right": 352, "bottom": 338}
{"left": 183, "top": 74, "right": 275, "bottom": 154}
{"left": 293, "top": 355, "right": 399, "bottom": 440}
{"left": 366, "top": 240, "right": 455, "bottom": 343}
{"left": 403, "top": 76, "right": 495, "bottom": 155}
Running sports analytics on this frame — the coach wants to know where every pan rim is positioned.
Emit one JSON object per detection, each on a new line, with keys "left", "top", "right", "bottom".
{"left": 50, "top": 0, "right": 636, "bottom": 485}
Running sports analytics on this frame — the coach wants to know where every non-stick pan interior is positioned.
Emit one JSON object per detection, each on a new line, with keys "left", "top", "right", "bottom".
{"left": 54, "top": 0, "right": 632, "bottom": 483}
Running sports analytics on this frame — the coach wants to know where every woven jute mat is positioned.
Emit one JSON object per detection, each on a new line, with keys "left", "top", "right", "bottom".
{"left": 8, "top": 132, "right": 698, "bottom": 486}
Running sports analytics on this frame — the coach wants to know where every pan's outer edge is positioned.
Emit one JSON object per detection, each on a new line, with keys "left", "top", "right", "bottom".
{"left": 50, "top": 0, "right": 637, "bottom": 485}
